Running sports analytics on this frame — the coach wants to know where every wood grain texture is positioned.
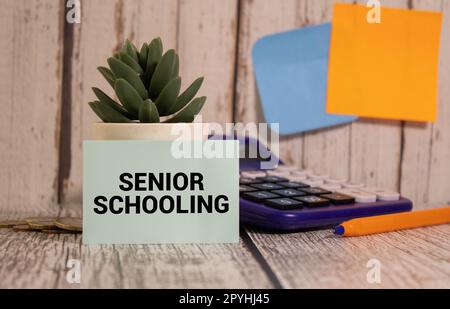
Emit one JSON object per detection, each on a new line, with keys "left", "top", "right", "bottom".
{"left": 0, "top": 0, "right": 63, "bottom": 213}
{"left": 246, "top": 224, "right": 450, "bottom": 288}
{"left": 77, "top": 241, "right": 272, "bottom": 289}
{"left": 1, "top": 206, "right": 448, "bottom": 289}
{"left": 0, "top": 208, "right": 273, "bottom": 289}
{"left": 178, "top": 0, "right": 237, "bottom": 123}
{"left": 61, "top": 0, "right": 179, "bottom": 205}
{"left": 350, "top": 119, "right": 402, "bottom": 190}
{"left": 400, "top": 0, "right": 443, "bottom": 210}
{"left": 301, "top": 0, "right": 352, "bottom": 180}
{"left": 235, "top": 0, "right": 307, "bottom": 168}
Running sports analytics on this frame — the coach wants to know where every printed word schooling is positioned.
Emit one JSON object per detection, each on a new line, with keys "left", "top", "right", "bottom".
{"left": 93, "top": 172, "right": 230, "bottom": 215}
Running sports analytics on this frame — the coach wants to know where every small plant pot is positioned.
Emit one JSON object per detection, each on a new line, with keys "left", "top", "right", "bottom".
{"left": 91, "top": 122, "right": 209, "bottom": 141}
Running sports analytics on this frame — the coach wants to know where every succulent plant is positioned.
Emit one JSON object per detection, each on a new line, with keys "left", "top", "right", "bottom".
{"left": 89, "top": 38, "right": 206, "bottom": 123}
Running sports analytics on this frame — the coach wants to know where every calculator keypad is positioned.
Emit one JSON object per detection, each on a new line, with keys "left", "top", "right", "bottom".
{"left": 241, "top": 191, "right": 280, "bottom": 202}
{"left": 250, "top": 183, "right": 284, "bottom": 191}
{"left": 275, "top": 165, "right": 299, "bottom": 172}
{"left": 241, "top": 171, "right": 266, "bottom": 179}
{"left": 302, "top": 179, "right": 325, "bottom": 187}
{"left": 239, "top": 178, "right": 263, "bottom": 185}
{"left": 266, "top": 170, "right": 292, "bottom": 177}
{"left": 300, "top": 187, "right": 332, "bottom": 195}
{"left": 256, "top": 176, "right": 289, "bottom": 183}
{"left": 270, "top": 189, "right": 307, "bottom": 197}
{"left": 240, "top": 166, "right": 401, "bottom": 211}
{"left": 308, "top": 173, "right": 329, "bottom": 181}
{"left": 288, "top": 176, "right": 308, "bottom": 182}
{"left": 264, "top": 198, "right": 304, "bottom": 210}
{"left": 342, "top": 182, "right": 365, "bottom": 189}
{"left": 361, "top": 187, "right": 400, "bottom": 201}
{"left": 239, "top": 185, "right": 258, "bottom": 193}
{"left": 320, "top": 184, "right": 342, "bottom": 192}
{"left": 325, "top": 178, "right": 347, "bottom": 185}
{"left": 321, "top": 193, "right": 355, "bottom": 205}
{"left": 337, "top": 188, "right": 377, "bottom": 203}
{"left": 278, "top": 181, "right": 310, "bottom": 189}
{"left": 294, "top": 196, "right": 330, "bottom": 207}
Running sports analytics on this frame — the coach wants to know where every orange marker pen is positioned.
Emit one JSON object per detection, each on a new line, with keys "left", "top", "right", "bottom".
{"left": 335, "top": 206, "right": 450, "bottom": 237}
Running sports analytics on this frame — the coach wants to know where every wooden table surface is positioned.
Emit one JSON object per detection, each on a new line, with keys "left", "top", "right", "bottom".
{"left": 1, "top": 206, "right": 449, "bottom": 289}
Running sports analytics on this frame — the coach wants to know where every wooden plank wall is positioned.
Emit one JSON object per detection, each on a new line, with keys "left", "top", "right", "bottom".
{"left": 0, "top": 0, "right": 449, "bottom": 212}
{"left": 0, "top": 0, "right": 63, "bottom": 213}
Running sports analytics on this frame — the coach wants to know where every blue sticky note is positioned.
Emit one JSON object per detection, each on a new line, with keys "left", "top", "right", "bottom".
{"left": 252, "top": 23, "right": 357, "bottom": 135}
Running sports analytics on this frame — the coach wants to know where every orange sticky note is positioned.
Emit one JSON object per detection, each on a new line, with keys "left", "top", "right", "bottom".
{"left": 327, "top": 3, "right": 442, "bottom": 122}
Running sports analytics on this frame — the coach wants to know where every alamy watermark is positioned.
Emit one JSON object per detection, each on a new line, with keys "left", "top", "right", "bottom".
{"left": 66, "top": 259, "right": 81, "bottom": 284}
{"left": 366, "top": 258, "right": 381, "bottom": 284}
{"left": 66, "top": 1, "right": 381, "bottom": 25}
{"left": 367, "top": 0, "right": 381, "bottom": 24}
{"left": 169, "top": 117, "right": 280, "bottom": 170}
{"left": 66, "top": 0, "right": 81, "bottom": 24}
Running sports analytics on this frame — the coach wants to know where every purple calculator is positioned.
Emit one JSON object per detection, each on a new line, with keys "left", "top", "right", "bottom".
{"left": 229, "top": 135, "right": 413, "bottom": 231}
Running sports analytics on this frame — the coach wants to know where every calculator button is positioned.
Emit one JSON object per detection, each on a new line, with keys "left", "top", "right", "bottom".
{"left": 342, "top": 182, "right": 364, "bottom": 189}
{"left": 266, "top": 170, "right": 292, "bottom": 177}
{"left": 239, "top": 185, "right": 258, "bottom": 193}
{"left": 241, "top": 171, "right": 266, "bottom": 179}
{"left": 321, "top": 193, "right": 355, "bottom": 205}
{"left": 288, "top": 175, "right": 307, "bottom": 182}
{"left": 291, "top": 169, "right": 313, "bottom": 177}
{"left": 242, "top": 191, "right": 280, "bottom": 202}
{"left": 302, "top": 179, "right": 325, "bottom": 187}
{"left": 256, "top": 176, "right": 289, "bottom": 183}
{"left": 240, "top": 178, "right": 263, "bottom": 185}
{"left": 264, "top": 198, "right": 304, "bottom": 210}
{"left": 325, "top": 178, "right": 347, "bottom": 185}
{"left": 338, "top": 189, "right": 377, "bottom": 203}
{"left": 250, "top": 183, "right": 284, "bottom": 191}
{"left": 275, "top": 165, "right": 298, "bottom": 172}
{"left": 361, "top": 187, "right": 400, "bottom": 201}
{"left": 294, "top": 196, "right": 330, "bottom": 207}
{"left": 300, "top": 187, "right": 332, "bottom": 195}
{"left": 270, "top": 189, "right": 307, "bottom": 197}
{"left": 279, "top": 181, "right": 310, "bottom": 189}
{"left": 320, "top": 184, "right": 341, "bottom": 192}
{"left": 308, "top": 173, "right": 329, "bottom": 181}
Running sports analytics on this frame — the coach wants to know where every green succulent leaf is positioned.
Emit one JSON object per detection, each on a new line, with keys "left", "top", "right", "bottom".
{"left": 92, "top": 87, "right": 136, "bottom": 120}
{"left": 88, "top": 101, "right": 107, "bottom": 122}
{"left": 89, "top": 101, "right": 132, "bottom": 123}
{"left": 118, "top": 52, "right": 143, "bottom": 74}
{"left": 97, "top": 66, "right": 116, "bottom": 89}
{"left": 149, "top": 49, "right": 176, "bottom": 100}
{"left": 139, "top": 43, "right": 149, "bottom": 69}
{"left": 169, "top": 77, "right": 204, "bottom": 114}
{"left": 122, "top": 39, "right": 139, "bottom": 63}
{"left": 148, "top": 37, "right": 163, "bottom": 62}
{"left": 108, "top": 57, "right": 148, "bottom": 99}
{"left": 139, "top": 99, "right": 160, "bottom": 123}
{"left": 164, "top": 96, "right": 206, "bottom": 123}
{"left": 155, "top": 77, "right": 181, "bottom": 116}
{"left": 171, "top": 53, "right": 179, "bottom": 79}
{"left": 115, "top": 78, "right": 145, "bottom": 116}
{"left": 143, "top": 38, "right": 163, "bottom": 87}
